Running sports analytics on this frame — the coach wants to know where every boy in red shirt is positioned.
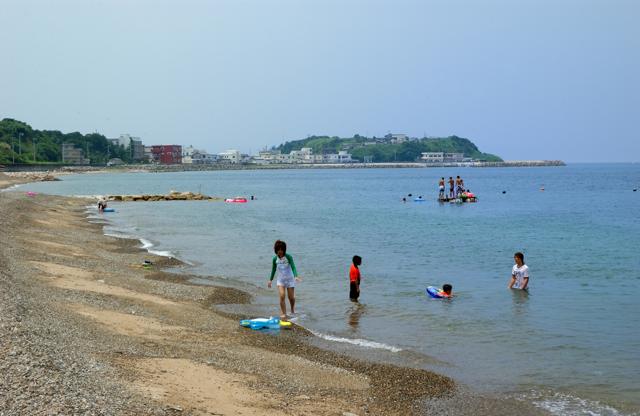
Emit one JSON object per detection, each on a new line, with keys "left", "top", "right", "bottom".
{"left": 349, "top": 255, "right": 362, "bottom": 302}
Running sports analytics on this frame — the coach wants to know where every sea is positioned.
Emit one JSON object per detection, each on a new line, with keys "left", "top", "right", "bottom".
{"left": 17, "top": 164, "right": 640, "bottom": 415}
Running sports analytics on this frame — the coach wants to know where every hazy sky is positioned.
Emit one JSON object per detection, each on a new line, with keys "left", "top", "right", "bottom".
{"left": 1, "top": 0, "right": 638, "bottom": 162}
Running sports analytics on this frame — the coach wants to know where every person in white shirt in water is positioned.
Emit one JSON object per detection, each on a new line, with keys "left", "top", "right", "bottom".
{"left": 508, "top": 252, "right": 529, "bottom": 290}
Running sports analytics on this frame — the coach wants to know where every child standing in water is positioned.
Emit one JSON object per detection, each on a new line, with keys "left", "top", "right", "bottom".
{"left": 508, "top": 252, "right": 530, "bottom": 290}
{"left": 267, "top": 240, "right": 301, "bottom": 320}
{"left": 349, "top": 255, "right": 362, "bottom": 302}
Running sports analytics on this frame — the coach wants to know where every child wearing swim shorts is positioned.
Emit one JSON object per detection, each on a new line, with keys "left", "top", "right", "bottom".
{"left": 268, "top": 240, "right": 301, "bottom": 320}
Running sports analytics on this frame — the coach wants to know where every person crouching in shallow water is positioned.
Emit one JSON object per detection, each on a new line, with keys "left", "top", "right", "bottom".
{"left": 508, "top": 252, "right": 529, "bottom": 290}
{"left": 97, "top": 198, "right": 107, "bottom": 212}
{"left": 267, "top": 240, "right": 301, "bottom": 320}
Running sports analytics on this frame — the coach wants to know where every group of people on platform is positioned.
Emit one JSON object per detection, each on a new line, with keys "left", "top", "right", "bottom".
{"left": 438, "top": 176, "right": 476, "bottom": 201}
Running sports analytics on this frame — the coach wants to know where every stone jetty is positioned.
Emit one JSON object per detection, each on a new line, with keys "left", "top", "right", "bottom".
{"left": 107, "top": 190, "right": 220, "bottom": 202}
{"left": 3, "top": 171, "right": 60, "bottom": 181}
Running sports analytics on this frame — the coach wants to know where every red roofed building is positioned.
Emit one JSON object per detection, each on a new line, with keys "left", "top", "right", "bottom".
{"left": 150, "top": 145, "right": 182, "bottom": 164}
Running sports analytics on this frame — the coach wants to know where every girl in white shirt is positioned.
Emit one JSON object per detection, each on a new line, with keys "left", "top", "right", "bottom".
{"left": 508, "top": 252, "right": 529, "bottom": 290}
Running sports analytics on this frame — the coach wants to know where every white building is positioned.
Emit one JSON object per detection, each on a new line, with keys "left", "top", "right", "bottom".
{"left": 287, "top": 147, "right": 352, "bottom": 164}
{"left": 444, "top": 153, "right": 465, "bottom": 162}
{"left": 390, "top": 134, "right": 408, "bottom": 144}
{"left": 182, "top": 146, "right": 219, "bottom": 164}
{"left": 421, "top": 152, "right": 466, "bottom": 163}
{"left": 108, "top": 134, "right": 140, "bottom": 149}
{"left": 421, "top": 152, "right": 444, "bottom": 163}
{"left": 325, "top": 151, "right": 353, "bottom": 163}
{"left": 218, "top": 149, "right": 241, "bottom": 164}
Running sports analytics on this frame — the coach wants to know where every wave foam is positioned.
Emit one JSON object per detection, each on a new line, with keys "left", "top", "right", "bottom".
{"left": 310, "top": 330, "right": 402, "bottom": 353}
{"left": 147, "top": 249, "right": 174, "bottom": 258}
{"left": 0, "top": 184, "right": 21, "bottom": 193}
{"left": 139, "top": 238, "right": 154, "bottom": 249}
{"left": 520, "top": 390, "right": 625, "bottom": 416}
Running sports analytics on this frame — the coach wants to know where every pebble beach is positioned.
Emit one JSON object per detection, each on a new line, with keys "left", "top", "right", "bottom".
{"left": 0, "top": 172, "right": 549, "bottom": 415}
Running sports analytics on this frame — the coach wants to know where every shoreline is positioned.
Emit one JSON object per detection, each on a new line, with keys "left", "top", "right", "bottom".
{"left": 0, "top": 174, "right": 548, "bottom": 415}
{"left": 1, "top": 159, "right": 565, "bottom": 175}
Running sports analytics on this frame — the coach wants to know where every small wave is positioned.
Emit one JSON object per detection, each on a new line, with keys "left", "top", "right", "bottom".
{"left": 310, "top": 330, "right": 402, "bottom": 353}
{"left": 139, "top": 238, "right": 154, "bottom": 249}
{"left": 0, "top": 184, "right": 21, "bottom": 193}
{"left": 148, "top": 249, "right": 175, "bottom": 258}
{"left": 138, "top": 238, "right": 179, "bottom": 259}
{"left": 519, "top": 390, "right": 625, "bottom": 416}
{"left": 104, "top": 231, "right": 132, "bottom": 239}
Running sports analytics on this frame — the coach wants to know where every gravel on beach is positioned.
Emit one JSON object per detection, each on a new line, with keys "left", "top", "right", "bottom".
{"left": 0, "top": 178, "right": 548, "bottom": 415}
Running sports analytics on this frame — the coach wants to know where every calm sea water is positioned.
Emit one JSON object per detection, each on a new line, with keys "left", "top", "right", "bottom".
{"left": 20, "top": 164, "right": 640, "bottom": 415}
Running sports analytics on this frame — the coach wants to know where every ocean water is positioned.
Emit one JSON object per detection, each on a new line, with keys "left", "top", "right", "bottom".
{"left": 20, "top": 164, "right": 640, "bottom": 415}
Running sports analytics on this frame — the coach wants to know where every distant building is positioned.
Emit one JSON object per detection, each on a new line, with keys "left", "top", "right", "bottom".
{"left": 324, "top": 151, "right": 353, "bottom": 163}
{"left": 385, "top": 133, "right": 408, "bottom": 144}
{"left": 192, "top": 152, "right": 219, "bottom": 164}
{"left": 182, "top": 146, "right": 199, "bottom": 164}
{"left": 218, "top": 149, "right": 241, "bottom": 164}
{"left": 421, "top": 152, "right": 444, "bottom": 163}
{"left": 108, "top": 134, "right": 135, "bottom": 148}
{"left": 444, "top": 153, "right": 465, "bottom": 162}
{"left": 150, "top": 145, "right": 182, "bottom": 164}
{"left": 130, "top": 139, "right": 144, "bottom": 161}
{"left": 421, "top": 152, "right": 466, "bottom": 163}
{"left": 143, "top": 146, "right": 153, "bottom": 162}
{"left": 61, "top": 143, "right": 89, "bottom": 165}
{"left": 252, "top": 150, "right": 281, "bottom": 164}
{"left": 109, "top": 134, "right": 145, "bottom": 161}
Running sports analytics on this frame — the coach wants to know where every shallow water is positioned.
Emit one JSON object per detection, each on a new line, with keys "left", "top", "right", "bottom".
{"left": 21, "top": 164, "right": 640, "bottom": 415}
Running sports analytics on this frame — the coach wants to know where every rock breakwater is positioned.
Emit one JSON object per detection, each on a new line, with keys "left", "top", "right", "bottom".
{"left": 107, "top": 190, "right": 220, "bottom": 202}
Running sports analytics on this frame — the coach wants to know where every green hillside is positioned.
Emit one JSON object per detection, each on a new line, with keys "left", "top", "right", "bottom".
{"left": 276, "top": 134, "right": 502, "bottom": 162}
{"left": 0, "top": 118, "right": 132, "bottom": 165}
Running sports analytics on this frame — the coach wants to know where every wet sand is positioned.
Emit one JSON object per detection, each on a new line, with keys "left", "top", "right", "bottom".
{"left": 0, "top": 174, "right": 547, "bottom": 415}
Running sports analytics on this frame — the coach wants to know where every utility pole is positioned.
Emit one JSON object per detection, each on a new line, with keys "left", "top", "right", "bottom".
{"left": 18, "top": 132, "right": 22, "bottom": 155}
{"left": 33, "top": 138, "right": 37, "bottom": 162}
{"left": 12, "top": 138, "right": 15, "bottom": 164}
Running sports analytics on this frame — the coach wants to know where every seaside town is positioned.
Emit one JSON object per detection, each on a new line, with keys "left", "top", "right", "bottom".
{"left": 55, "top": 133, "right": 556, "bottom": 167}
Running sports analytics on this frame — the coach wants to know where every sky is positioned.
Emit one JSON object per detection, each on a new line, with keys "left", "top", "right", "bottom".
{"left": 1, "top": 0, "right": 638, "bottom": 162}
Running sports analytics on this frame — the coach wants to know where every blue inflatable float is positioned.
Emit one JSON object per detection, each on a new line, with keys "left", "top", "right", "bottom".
{"left": 426, "top": 286, "right": 450, "bottom": 299}
{"left": 102, "top": 208, "right": 115, "bottom": 213}
{"left": 240, "top": 317, "right": 292, "bottom": 330}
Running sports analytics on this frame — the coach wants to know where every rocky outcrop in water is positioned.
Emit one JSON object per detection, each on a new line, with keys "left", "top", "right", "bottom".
{"left": 107, "top": 191, "right": 219, "bottom": 202}
{"left": 4, "top": 172, "right": 60, "bottom": 181}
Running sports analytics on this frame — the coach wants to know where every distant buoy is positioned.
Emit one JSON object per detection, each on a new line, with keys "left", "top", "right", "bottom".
{"left": 408, "top": 193, "right": 413, "bottom": 197}
{"left": 634, "top": 189, "right": 637, "bottom": 192}
{"left": 502, "top": 191, "right": 506, "bottom": 194}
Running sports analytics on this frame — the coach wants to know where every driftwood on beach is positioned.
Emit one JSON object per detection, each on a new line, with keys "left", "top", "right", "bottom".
{"left": 107, "top": 190, "right": 220, "bottom": 202}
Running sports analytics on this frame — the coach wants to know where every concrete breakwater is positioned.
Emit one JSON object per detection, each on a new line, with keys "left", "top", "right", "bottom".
{"left": 108, "top": 160, "right": 566, "bottom": 172}
{"left": 474, "top": 160, "right": 565, "bottom": 167}
{"left": 107, "top": 191, "right": 220, "bottom": 202}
